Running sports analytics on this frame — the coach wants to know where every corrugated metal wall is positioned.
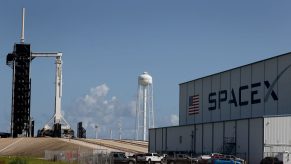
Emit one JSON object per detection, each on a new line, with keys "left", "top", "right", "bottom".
{"left": 149, "top": 116, "right": 291, "bottom": 163}
{"left": 155, "top": 128, "right": 163, "bottom": 151}
{"left": 278, "top": 55, "right": 291, "bottom": 114}
{"left": 236, "top": 119, "right": 249, "bottom": 160}
{"left": 249, "top": 118, "right": 263, "bottom": 164}
{"left": 179, "top": 84, "right": 187, "bottom": 125}
{"left": 149, "top": 117, "right": 268, "bottom": 164}
{"left": 221, "top": 71, "right": 231, "bottom": 121}
{"left": 264, "top": 58, "right": 278, "bottom": 115}
{"left": 213, "top": 122, "right": 223, "bottom": 152}
{"left": 203, "top": 123, "right": 212, "bottom": 153}
{"left": 165, "top": 126, "right": 194, "bottom": 152}
{"left": 195, "top": 124, "right": 202, "bottom": 154}
{"left": 187, "top": 81, "right": 195, "bottom": 124}
{"left": 264, "top": 116, "right": 291, "bottom": 154}
{"left": 179, "top": 53, "right": 291, "bottom": 125}
{"left": 149, "top": 128, "right": 156, "bottom": 152}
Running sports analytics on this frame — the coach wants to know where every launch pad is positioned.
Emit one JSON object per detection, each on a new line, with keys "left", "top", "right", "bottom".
{"left": 6, "top": 8, "right": 73, "bottom": 138}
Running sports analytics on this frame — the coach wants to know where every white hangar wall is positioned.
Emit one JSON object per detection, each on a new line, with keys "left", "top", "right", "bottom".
{"left": 149, "top": 116, "right": 291, "bottom": 164}
{"left": 179, "top": 53, "right": 291, "bottom": 125}
{"left": 264, "top": 116, "right": 291, "bottom": 154}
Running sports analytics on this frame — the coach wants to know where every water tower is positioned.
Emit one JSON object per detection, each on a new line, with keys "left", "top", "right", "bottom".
{"left": 136, "top": 72, "right": 154, "bottom": 141}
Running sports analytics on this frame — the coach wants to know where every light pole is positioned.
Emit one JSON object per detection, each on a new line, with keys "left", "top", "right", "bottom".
{"left": 118, "top": 121, "right": 122, "bottom": 140}
{"left": 119, "top": 127, "right": 122, "bottom": 140}
{"left": 95, "top": 125, "right": 98, "bottom": 139}
{"left": 110, "top": 129, "right": 112, "bottom": 139}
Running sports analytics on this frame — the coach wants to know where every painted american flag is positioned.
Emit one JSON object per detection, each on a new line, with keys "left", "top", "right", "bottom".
{"left": 188, "top": 95, "right": 199, "bottom": 115}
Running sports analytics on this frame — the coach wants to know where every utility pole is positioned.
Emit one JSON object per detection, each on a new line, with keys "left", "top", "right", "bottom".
{"left": 119, "top": 127, "right": 122, "bottom": 140}
{"left": 110, "top": 129, "right": 112, "bottom": 139}
{"left": 95, "top": 125, "right": 98, "bottom": 139}
{"left": 118, "top": 120, "right": 122, "bottom": 140}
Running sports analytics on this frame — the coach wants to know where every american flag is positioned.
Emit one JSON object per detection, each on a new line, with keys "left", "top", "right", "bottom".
{"left": 188, "top": 95, "right": 199, "bottom": 115}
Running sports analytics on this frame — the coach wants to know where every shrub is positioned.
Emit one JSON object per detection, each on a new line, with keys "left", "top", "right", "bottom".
{"left": 8, "top": 157, "right": 27, "bottom": 164}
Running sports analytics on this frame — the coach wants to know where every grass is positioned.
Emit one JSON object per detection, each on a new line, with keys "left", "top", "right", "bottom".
{"left": 0, "top": 156, "right": 76, "bottom": 164}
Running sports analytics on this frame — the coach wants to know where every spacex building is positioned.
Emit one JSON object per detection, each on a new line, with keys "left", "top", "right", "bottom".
{"left": 149, "top": 52, "right": 291, "bottom": 163}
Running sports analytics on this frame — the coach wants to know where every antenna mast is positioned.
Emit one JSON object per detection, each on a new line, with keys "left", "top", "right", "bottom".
{"left": 20, "top": 8, "right": 25, "bottom": 43}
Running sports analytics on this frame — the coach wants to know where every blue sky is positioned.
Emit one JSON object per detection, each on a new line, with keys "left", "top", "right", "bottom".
{"left": 1, "top": 1, "right": 291, "bottom": 139}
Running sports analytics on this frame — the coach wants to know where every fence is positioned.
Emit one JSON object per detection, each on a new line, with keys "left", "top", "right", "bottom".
{"left": 45, "top": 149, "right": 114, "bottom": 164}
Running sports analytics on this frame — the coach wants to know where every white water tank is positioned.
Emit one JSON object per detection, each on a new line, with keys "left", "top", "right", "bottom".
{"left": 138, "top": 72, "right": 152, "bottom": 86}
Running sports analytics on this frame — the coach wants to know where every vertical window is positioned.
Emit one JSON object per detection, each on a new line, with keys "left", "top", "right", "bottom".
{"left": 179, "top": 136, "right": 182, "bottom": 144}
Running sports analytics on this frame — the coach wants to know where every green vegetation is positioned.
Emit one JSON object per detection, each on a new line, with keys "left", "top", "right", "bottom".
{"left": 0, "top": 157, "right": 76, "bottom": 164}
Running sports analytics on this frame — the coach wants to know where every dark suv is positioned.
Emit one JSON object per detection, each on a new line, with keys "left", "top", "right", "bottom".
{"left": 165, "top": 154, "right": 198, "bottom": 164}
{"left": 110, "top": 152, "right": 136, "bottom": 164}
{"left": 260, "top": 157, "right": 283, "bottom": 164}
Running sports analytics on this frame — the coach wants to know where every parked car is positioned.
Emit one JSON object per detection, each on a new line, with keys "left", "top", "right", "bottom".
{"left": 165, "top": 154, "right": 198, "bottom": 164}
{"left": 210, "top": 153, "right": 224, "bottom": 159}
{"left": 197, "top": 155, "right": 212, "bottom": 164}
{"left": 132, "top": 153, "right": 144, "bottom": 160}
{"left": 137, "top": 153, "right": 163, "bottom": 164}
{"left": 223, "top": 155, "right": 245, "bottom": 164}
{"left": 260, "top": 157, "right": 283, "bottom": 164}
{"left": 110, "top": 152, "right": 136, "bottom": 164}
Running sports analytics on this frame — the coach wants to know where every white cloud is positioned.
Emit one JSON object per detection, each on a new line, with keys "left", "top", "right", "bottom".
{"left": 82, "top": 84, "right": 109, "bottom": 106}
{"left": 67, "top": 84, "right": 136, "bottom": 139}
{"left": 90, "top": 84, "right": 109, "bottom": 97}
{"left": 129, "top": 101, "right": 137, "bottom": 117}
{"left": 66, "top": 83, "right": 179, "bottom": 139}
{"left": 156, "top": 113, "right": 179, "bottom": 127}
{"left": 170, "top": 114, "right": 179, "bottom": 126}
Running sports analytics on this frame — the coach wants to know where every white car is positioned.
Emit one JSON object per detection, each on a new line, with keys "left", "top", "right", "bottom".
{"left": 137, "top": 153, "right": 163, "bottom": 164}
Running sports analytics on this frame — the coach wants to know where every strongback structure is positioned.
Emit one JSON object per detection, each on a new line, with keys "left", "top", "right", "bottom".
{"left": 149, "top": 52, "right": 291, "bottom": 164}
{"left": 32, "top": 53, "right": 72, "bottom": 138}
